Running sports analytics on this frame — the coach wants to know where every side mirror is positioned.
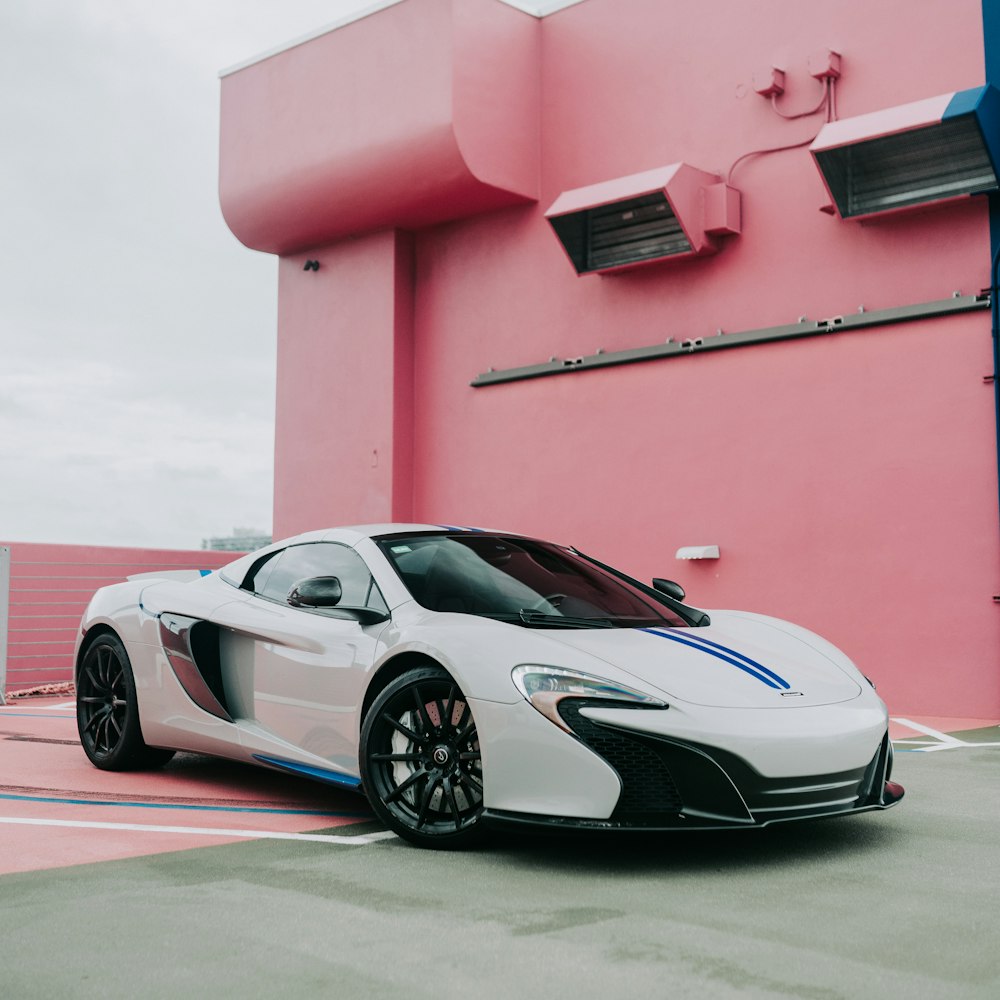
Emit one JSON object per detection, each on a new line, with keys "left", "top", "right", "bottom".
{"left": 652, "top": 578, "right": 686, "bottom": 602}
{"left": 286, "top": 576, "right": 390, "bottom": 625}
{"left": 287, "top": 576, "right": 342, "bottom": 608}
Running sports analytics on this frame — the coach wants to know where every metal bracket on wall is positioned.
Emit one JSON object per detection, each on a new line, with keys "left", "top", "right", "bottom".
{"left": 471, "top": 292, "right": 990, "bottom": 387}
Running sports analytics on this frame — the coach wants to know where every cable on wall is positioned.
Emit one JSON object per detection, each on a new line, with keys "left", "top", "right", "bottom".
{"left": 727, "top": 50, "right": 841, "bottom": 185}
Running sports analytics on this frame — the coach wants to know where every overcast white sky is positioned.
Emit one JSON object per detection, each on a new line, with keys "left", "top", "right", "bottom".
{"left": 0, "top": 1, "right": 376, "bottom": 550}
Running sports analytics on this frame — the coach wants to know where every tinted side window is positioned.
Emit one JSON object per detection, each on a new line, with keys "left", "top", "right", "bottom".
{"left": 257, "top": 543, "right": 387, "bottom": 612}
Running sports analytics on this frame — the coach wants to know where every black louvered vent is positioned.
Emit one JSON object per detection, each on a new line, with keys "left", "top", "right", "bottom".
{"left": 558, "top": 700, "right": 683, "bottom": 816}
{"left": 816, "top": 117, "right": 998, "bottom": 218}
{"left": 586, "top": 193, "right": 691, "bottom": 270}
{"left": 549, "top": 192, "right": 691, "bottom": 275}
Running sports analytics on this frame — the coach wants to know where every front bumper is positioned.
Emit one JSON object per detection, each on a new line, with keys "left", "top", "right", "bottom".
{"left": 480, "top": 698, "right": 903, "bottom": 832}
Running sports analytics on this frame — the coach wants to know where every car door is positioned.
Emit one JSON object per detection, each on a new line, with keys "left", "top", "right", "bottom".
{"left": 237, "top": 541, "right": 390, "bottom": 770}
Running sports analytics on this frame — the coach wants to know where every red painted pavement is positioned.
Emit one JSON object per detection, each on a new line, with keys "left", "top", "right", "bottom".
{"left": 0, "top": 697, "right": 375, "bottom": 875}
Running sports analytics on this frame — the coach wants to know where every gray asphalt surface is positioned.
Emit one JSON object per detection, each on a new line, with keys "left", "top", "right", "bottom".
{"left": 2, "top": 731, "right": 997, "bottom": 1000}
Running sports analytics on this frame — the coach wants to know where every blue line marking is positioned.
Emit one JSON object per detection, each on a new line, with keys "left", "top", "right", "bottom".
{"left": 252, "top": 754, "right": 363, "bottom": 790}
{"left": 0, "top": 792, "right": 369, "bottom": 817}
{"left": 641, "top": 628, "right": 789, "bottom": 690}
{"left": 0, "top": 712, "right": 77, "bottom": 718}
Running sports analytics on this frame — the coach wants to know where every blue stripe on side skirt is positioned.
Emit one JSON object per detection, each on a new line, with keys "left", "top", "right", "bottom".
{"left": 252, "top": 755, "right": 363, "bottom": 790}
{"left": 641, "top": 629, "right": 789, "bottom": 690}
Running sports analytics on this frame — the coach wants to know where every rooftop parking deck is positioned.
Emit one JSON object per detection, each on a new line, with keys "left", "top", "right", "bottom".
{"left": 1, "top": 697, "right": 997, "bottom": 998}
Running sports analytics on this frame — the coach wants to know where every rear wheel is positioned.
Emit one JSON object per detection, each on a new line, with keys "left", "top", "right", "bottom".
{"left": 360, "top": 665, "right": 483, "bottom": 848}
{"left": 76, "top": 633, "right": 175, "bottom": 770}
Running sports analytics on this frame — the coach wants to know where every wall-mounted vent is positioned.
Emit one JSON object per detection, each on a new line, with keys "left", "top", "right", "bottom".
{"left": 811, "top": 85, "right": 1000, "bottom": 220}
{"left": 545, "top": 164, "right": 740, "bottom": 275}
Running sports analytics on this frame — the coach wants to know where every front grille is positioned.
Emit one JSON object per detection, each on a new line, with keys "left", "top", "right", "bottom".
{"left": 690, "top": 740, "right": 876, "bottom": 821}
{"left": 557, "top": 700, "right": 683, "bottom": 817}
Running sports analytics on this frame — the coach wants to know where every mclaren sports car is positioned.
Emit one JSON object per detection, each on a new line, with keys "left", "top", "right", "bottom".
{"left": 75, "top": 525, "right": 903, "bottom": 847}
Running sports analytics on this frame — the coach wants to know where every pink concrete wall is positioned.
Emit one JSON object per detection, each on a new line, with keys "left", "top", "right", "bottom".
{"left": 405, "top": 0, "right": 999, "bottom": 715}
{"left": 2, "top": 543, "right": 241, "bottom": 692}
{"left": 219, "top": 0, "right": 1000, "bottom": 715}
{"left": 219, "top": 0, "right": 538, "bottom": 255}
{"left": 272, "top": 231, "right": 415, "bottom": 537}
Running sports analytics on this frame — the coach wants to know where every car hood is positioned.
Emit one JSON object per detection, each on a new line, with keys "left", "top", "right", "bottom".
{"left": 535, "top": 611, "right": 863, "bottom": 708}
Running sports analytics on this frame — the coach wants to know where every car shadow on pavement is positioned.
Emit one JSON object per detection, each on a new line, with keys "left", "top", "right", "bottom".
{"left": 480, "top": 813, "right": 904, "bottom": 875}
{"left": 153, "top": 752, "right": 375, "bottom": 816}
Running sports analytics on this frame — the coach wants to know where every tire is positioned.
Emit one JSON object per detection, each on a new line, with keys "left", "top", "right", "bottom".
{"left": 360, "top": 665, "right": 484, "bottom": 849}
{"left": 76, "top": 633, "right": 175, "bottom": 771}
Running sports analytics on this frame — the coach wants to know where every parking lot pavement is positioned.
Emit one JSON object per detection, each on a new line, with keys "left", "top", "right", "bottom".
{"left": 1, "top": 701, "right": 997, "bottom": 1000}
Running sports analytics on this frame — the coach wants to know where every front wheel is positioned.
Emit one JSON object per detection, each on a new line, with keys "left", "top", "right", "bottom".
{"left": 76, "top": 633, "right": 175, "bottom": 770}
{"left": 360, "top": 665, "right": 484, "bottom": 849}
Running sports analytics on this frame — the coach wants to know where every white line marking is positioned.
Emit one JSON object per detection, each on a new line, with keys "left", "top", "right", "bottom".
{"left": 0, "top": 816, "right": 396, "bottom": 845}
{"left": 891, "top": 718, "right": 1000, "bottom": 753}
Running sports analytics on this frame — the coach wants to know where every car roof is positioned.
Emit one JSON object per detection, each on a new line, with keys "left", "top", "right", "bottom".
{"left": 217, "top": 524, "right": 535, "bottom": 587}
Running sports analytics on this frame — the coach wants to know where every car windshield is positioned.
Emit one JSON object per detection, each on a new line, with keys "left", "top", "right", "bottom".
{"left": 375, "top": 533, "right": 687, "bottom": 629}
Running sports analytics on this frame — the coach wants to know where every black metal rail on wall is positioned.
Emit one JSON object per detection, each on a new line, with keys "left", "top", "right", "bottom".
{"left": 471, "top": 292, "right": 990, "bottom": 387}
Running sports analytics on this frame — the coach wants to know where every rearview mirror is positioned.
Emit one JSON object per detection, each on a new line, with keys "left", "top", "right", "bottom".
{"left": 287, "top": 576, "right": 342, "bottom": 608}
{"left": 652, "top": 578, "right": 685, "bottom": 602}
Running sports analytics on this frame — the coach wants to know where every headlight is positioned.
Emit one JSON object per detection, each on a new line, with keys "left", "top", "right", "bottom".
{"left": 511, "top": 665, "right": 666, "bottom": 732}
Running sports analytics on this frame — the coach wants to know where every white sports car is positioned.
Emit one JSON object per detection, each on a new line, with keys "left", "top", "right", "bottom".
{"left": 75, "top": 525, "right": 903, "bottom": 847}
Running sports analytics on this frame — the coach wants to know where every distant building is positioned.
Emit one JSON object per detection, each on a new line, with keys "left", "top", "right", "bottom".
{"left": 202, "top": 528, "right": 271, "bottom": 552}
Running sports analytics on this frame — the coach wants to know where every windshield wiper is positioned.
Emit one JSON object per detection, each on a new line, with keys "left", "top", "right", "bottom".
{"left": 518, "top": 610, "right": 615, "bottom": 629}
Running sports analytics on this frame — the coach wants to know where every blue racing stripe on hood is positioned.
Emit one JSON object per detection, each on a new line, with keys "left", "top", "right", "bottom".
{"left": 670, "top": 631, "right": 791, "bottom": 689}
{"left": 641, "top": 628, "right": 790, "bottom": 690}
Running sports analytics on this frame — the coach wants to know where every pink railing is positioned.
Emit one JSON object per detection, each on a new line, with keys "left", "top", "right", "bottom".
{"left": 0, "top": 542, "right": 243, "bottom": 696}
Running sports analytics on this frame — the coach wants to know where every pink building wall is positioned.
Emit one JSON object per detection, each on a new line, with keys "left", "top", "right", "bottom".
{"left": 219, "top": 0, "right": 1000, "bottom": 716}
{"left": 1, "top": 543, "right": 240, "bottom": 693}
{"left": 273, "top": 231, "right": 416, "bottom": 528}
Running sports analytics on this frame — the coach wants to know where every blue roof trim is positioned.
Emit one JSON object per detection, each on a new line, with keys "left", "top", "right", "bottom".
{"left": 984, "top": 1, "right": 1000, "bottom": 530}
{"left": 942, "top": 85, "right": 984, "bottom": 120}
{"left": 944, "top": 84, "right": 1000, "bottom": 175}
{"left": 252, "top": 754, "right": 362, "bottom": 790}
{"left": 641, "top": 628, "right": 789, "bottom": 690}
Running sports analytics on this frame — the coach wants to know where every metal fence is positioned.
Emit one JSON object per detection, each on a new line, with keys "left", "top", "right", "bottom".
{"left": 0, "top": 542, "right": 242, "bottom": 697}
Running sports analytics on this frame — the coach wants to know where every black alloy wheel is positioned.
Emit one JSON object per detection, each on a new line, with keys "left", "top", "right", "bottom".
{"left": 360, "top": 665, "right": 484, "bottom": 848}
{"left": 76, "top": 633, "right": 174, "bottom": 770}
